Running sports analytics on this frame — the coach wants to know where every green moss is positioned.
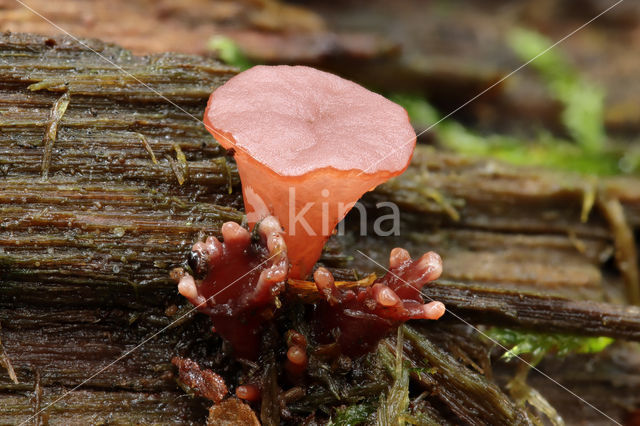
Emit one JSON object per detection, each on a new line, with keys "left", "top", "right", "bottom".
{"left": 487, "top": 327, "right": 614, "bottom": 365}
{"left": 207, "top": 36, "right": 253, "bottom": 70}
{"left": 328, "top": 404, "right": 375, "bottom": 426}
{"left": 390, "top": 94, "right": 440, "bottom": 128}
{"left": 509, "top": 28, "right": 605, "bottom": 153}
{"left": 390, "top": 28, "right": 640, "bottom": 176}
{"left": 375, "top": 329, "right": 411, "bottom": 425}
{"left": 391, "top": 93, "right": 633, "bottom": 175}
{"left": 436, "top": 122, "right": 623, "bottom": 175}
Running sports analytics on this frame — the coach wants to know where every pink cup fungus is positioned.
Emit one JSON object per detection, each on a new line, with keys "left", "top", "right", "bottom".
{"left": 175, "top": 65, "right": 445, "bottom": 364}
{"left": 203, "top": 65, "right": 416, "bottom": 279}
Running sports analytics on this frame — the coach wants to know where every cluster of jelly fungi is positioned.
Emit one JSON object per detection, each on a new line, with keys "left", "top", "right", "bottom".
{"left": 175, "top": 65, "right": 445, "bottom": 366}
{"left": 311, "top": 248, "right": 444, "bottom": 356}
{"left": 177, "top": 216, "right": 287, "bottom": 359}
{"left": 284, "top": 330, "right": 309, "bottom": 380}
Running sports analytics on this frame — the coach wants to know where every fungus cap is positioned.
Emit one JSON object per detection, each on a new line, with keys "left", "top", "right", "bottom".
{"left": 204, "top": 65, "right": 416, "bottom": 278}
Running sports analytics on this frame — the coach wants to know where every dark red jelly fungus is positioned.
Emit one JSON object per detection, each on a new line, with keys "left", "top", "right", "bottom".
{"left": 284, "top": 329, "right": 308, "bottom": 381}
{"left": 178, "top": 216, "right": 288, "bottom": 359}
{"left": 311, "top": 248, "right": 445, "bottom": 357}
{"left": 203, "top": 65, "right": 416, "bottom": 279}
{"left": 236, "top": 384, "right": 261, "bottom": 402}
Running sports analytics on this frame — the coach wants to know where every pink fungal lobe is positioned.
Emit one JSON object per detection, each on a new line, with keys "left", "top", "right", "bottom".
{"left": 310, "top": 250, "right": 445, "bottom": 356}
{"left": 177, "top": 216, "right": 288, "bottom": 359}
{"left": 236, "top": 384, "right": 261, "bottom": 402}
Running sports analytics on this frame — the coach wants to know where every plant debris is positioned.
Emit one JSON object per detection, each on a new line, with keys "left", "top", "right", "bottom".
{"left": 0, "top": 323, "right": 17, "bottom": 385}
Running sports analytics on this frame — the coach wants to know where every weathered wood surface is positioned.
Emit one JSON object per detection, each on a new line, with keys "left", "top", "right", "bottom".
{"left": 0, "top": 32, "right": 240, "bottom": 424}
{"left": 430, "top": 281, "right": 640, "bottom": 340}
{"left": 357, "top": 148, "right": 640, "bottom": 302}
{"left": 1, "top": 33, "right": 640, "bottom": 423}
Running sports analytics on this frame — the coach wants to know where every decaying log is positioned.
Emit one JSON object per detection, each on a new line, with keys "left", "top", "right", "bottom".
{"left": 1, "top": 389, "right": 207, "bottom": 425}
{"left": 0, "top": 32, "right": 241, "bottom": 422}
{"left": 288, "top": 277, "right": 640, "bottom": 341}
{"left": 429, "top": 280, "right": 640, "bottom": 341}
{"left": 0, "top": 32, "right": 241, "bottom": 308}
{"left": 367, "top": 148, "right": 640, "bottom": 302}
{"left": 2, "top": 32, "right": 640, "bottom": 423}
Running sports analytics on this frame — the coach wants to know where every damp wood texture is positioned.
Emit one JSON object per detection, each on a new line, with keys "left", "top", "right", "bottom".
{"left": 1, "top": 33, "right": 640, "bottom": 423}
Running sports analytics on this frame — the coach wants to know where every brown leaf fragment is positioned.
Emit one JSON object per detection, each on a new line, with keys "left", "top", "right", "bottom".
{"left": 0, "top": 323, "right": 18, "bottom": 384}
{"left": 167, "top": 143, "right": 188, "bottom": 185}
{"left": 137, "top": 133, "right": 158, "bottom": 165}
{"left": 207, "top": 398, "right": 260, "bottom": 426}
{"left": 40, "top": 91, "right": 70, "bottom": 180}
{"left": 171, "top": 356, "right": 227, "bottom": 403}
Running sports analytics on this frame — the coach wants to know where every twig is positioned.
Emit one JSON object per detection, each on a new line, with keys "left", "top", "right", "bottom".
{"left": 429, "top": 280, "right": 640, "bottom": 340}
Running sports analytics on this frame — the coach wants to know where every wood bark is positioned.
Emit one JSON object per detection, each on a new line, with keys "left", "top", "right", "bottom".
{"left": 1, "top": 32, "right": 640, "bottom": 423}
